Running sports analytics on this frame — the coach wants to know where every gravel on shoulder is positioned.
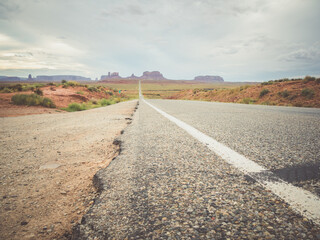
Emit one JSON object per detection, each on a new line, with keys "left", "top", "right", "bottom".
{"left": 73, "top": 100, "right": 320, "bottom": 239}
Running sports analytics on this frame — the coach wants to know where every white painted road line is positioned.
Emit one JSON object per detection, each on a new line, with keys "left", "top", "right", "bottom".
{"left": 142, "top": 98, "right": 320, "bottom": 225}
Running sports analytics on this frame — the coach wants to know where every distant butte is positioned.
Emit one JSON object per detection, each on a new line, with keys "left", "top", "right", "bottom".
{"left": 193, "top": 75, "right": 224, "bottom": 82}
{"left": 100, "top": 71, "right": 224, "bottom": 82}
{"left": 100, "top": 71, "right": 167, "bottom": 81}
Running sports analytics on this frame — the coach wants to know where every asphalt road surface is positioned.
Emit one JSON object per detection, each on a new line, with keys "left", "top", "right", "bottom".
{"left": 73, "top": 98, "right": 320, "bottom": 239}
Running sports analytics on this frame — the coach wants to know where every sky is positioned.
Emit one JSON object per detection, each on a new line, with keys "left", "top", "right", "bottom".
{"left": 0, "top": 0, "right": 319, "bottom": 82}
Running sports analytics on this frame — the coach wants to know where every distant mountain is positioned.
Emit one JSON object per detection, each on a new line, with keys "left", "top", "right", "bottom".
{"left": 0, "top": 75, "right": 92, "bottom": 82}
{"left": 100, "top": 71, "right": 167, "bottom": 81}
{"left": 35, "top": 75, "right": 91, "bottom": 81}
{"left": 140, "top": 71, "right": 166, "bottom": 80}
{"left": 193, "top": 75, "right": 224, "bottom": 82}
{"left": 0, "top": 76, "right": 22, "bottom": 81}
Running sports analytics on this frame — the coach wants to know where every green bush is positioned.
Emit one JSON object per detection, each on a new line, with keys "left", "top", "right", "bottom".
{"left": 12, "top": 84, "right": 23, "bottom": 91}
{"left": 88, "top": 86, "right": 99, "bottom": 92}
{"left": 41, "top": 97, "right": 56, "bottom": 108}
{"left": 11, "top": 94, "right": 55, "bottom": 108}
{"left": 0, "top": 87, "right": 14, "bottom": 93}
{"left": 34, "top": 88, "right": 43, "bottom": 96}
{"left": 64, "top": 103, "right": 87, "bottom": 112}
{"left": 301, "top": 88, "right": 315, "bottom": 99}
{"left": 278, "top": 90, "right": 290, "bottom": 98}
{"left": 303, "top": 76, "right": 316, "bottom": 83}
{"left": 99, "top": 98, "right": 111, "bottom": 106}
{"left": 261, "top": 81, "right": 274, "bottom": 86}
{"left": 65, "top": 81, "right": 79, "bottom": 87}
{"left": 259, "top": 89, "right": 270, "bottom": 97}
{"left": 61, "top": 80, "right": 67, "bottom": 84}
{"left": 241, "top": 98, "right": 256, "bottom": 104}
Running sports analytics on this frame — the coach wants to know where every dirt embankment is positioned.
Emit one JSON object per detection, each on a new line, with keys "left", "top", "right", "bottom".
{"left": 168, "top": 79, "right": 320, "bottom": 108}
{"left": 0, "top": 84, "right": 125, "bottom": 117}
{"left": 0, "top": 100, "right": 138, "bottom": 240}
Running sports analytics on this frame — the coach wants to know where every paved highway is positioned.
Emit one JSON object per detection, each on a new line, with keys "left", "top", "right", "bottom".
{"left": 73, "top": 96, "right": 320, "bottom": 239}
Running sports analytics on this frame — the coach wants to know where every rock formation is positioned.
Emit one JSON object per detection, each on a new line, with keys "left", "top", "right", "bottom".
{"left": 141, "top": 71, "right": 166, "bottom": 80}
{"left": 100, "top": 72, "right": 122, "bottom": 80}
{"left": 36, "top": 75, "right": 91, "bottom": 81}
{"left": 194, "top": 75, "right": 224, "bottom": 82}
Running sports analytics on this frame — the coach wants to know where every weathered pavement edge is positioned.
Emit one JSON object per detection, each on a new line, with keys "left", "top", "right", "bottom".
{"left": 72, "top": 99, "right": 320, "bottom": 239}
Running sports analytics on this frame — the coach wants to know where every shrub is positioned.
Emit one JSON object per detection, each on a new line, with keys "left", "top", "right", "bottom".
{"left": 11, "top": 94, "right": 55, "bottom": 108}
{"left": 0, "top": 87, "right": 14, "bottom": 93}
{"left": 34, "top": 88, "right": 43, "bottom": 96}
{"left": 99, "top": 98, "right": 111, "bottom": 106}
{"left": 261, "top": 81, "right": 274, "bottom": 86}
{"left": 240, "top": 85, "right": 250, "bottom": 91}
{"left": 76, "top": 91, "right": 84, "bottom": 95}
{"left": 316, "top": 78, "right": 320, "bottom": 84}
{"left": 12, "top": 84, "right": 23, "bottom": 91}
{"left": 241, "top": 98, "right": 256, "bottom": 104}
{"left": 66, "top": 81, "right": 78, "bottom": 87}
{"left": 303, "top": 76, "right": 316, "bottom": 83}
{"left": 259, "top": 89, "right": 270, "bottom": 97}
{"left": 61, "top": 80, "right": 67, "bottom": 84}
{"left": 288, "top": 94, "right": 297, "bottom": 101}
{"left": 88, "top": 86, "right": 99, "bottom": 92}
{"left": 41, "top": 97, "right": 56, "bottom": 108}
{"left": 64, "top": 103, "right": 87, "bottom": 112}
{"left": 278, "top": 90, "right": 290, "bottom": 98}
{"left": 301, "top": 88, "right": 315, "bottom": 99}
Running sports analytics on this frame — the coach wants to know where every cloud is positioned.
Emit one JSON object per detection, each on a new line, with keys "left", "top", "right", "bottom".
{"left": 282, "top": 42, "right": 320, "bottom": 62}
{"left": 0, "top": 0, "right": 319, "bottom": 81}
{"left": 0, "top": 1, "right": 20, "bottom": 20}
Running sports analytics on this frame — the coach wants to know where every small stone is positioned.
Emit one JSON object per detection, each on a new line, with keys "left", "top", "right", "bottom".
{"left": 21, "top": 221, "right": 28, "bottom": 226}
{"left": 187, "top": 208, "right": 193, "bottom": 213}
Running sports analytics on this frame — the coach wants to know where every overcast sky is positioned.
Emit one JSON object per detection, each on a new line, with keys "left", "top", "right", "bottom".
{"left": 0, "top": 0, "right": 319, "bottom": 81}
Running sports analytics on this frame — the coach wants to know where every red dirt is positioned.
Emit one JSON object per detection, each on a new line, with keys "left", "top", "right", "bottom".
{"left": 0, "top": 85, "right": 120, "bottom": 117}
{"left": 169, "top": 79, "right": 320, "bottom": 108}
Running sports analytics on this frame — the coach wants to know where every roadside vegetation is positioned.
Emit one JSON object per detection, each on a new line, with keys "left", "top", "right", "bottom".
{"left": 2, "top": 80, "right": 131, "bottom": 112}
{"left": 165, "top": 76, "right": 320, "bottom": 108}
{"left": 62, "top": 98, "right": 122, "bottom": 112}
{"left": 11, "top": 94, "right": 56, "bottom": 108}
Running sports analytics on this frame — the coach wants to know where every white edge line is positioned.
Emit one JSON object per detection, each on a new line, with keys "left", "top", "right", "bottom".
{"left": 142, "top": 98, "right": 320, "bottom": 225}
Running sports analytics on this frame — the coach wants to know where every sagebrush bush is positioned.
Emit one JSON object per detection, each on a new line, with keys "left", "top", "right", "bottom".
{"left": 0, "top": 87, "right": 14, "bottom": 93}
{"left": 259, "top": 89, "right": 270, "bottom": 97}
{"left": 303, "top": 76, "right": 316, "bottom": 83}
{"left": 64, "top": 103, "right": 86, "bottom": 112}
{"left": 11, "top": 94, "right": 55, "bottom": 108}
{"left": 34, "top": 88, "right": 43, "bottom": 96}
{"left": 301, "top": 88, "right": 315, "bottom": 99}
{"left": 88, "top": 86, "right": 99, "bottom": 92}
{"left": 278, "top": 90, "right": 290, "bottom": 98}
{"left": 66, "top": 81, "right": 79, "bottom": 87}
{"left": 42, "top": 97, "right": 56, "bottom": 108}
{"left": 241, "top": 98, "right": 256, "bottom": 104}
{"left": 99, "top": 98, "right": 111, "bottom": 106}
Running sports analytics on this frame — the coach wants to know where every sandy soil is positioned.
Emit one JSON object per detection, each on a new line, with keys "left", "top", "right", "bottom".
{"left": 0, "top": 100, "right": 138, "bottom": 239}
{"left": 169, "top": 79, "right": 320, "bottom": 108}
{"left": 0, "top": 85, "right": 121, "bottom": 117}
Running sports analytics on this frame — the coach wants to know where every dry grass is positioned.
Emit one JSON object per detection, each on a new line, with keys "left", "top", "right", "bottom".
{"left": 166, "top": 77, "right": 320, "bottom": 108}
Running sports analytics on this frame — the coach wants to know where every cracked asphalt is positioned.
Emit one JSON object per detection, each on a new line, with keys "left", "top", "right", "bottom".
{"left": 73, "top": 99, "right": 320, "bottom": 239}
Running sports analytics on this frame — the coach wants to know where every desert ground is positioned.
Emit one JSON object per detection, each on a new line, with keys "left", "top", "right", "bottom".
{"left": 0, "top": 100, "right": 138, "bottom": 239}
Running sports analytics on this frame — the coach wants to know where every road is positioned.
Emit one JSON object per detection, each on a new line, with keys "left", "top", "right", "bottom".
{"left": 73, "top": 96, "right": 320, "bottom": 239}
